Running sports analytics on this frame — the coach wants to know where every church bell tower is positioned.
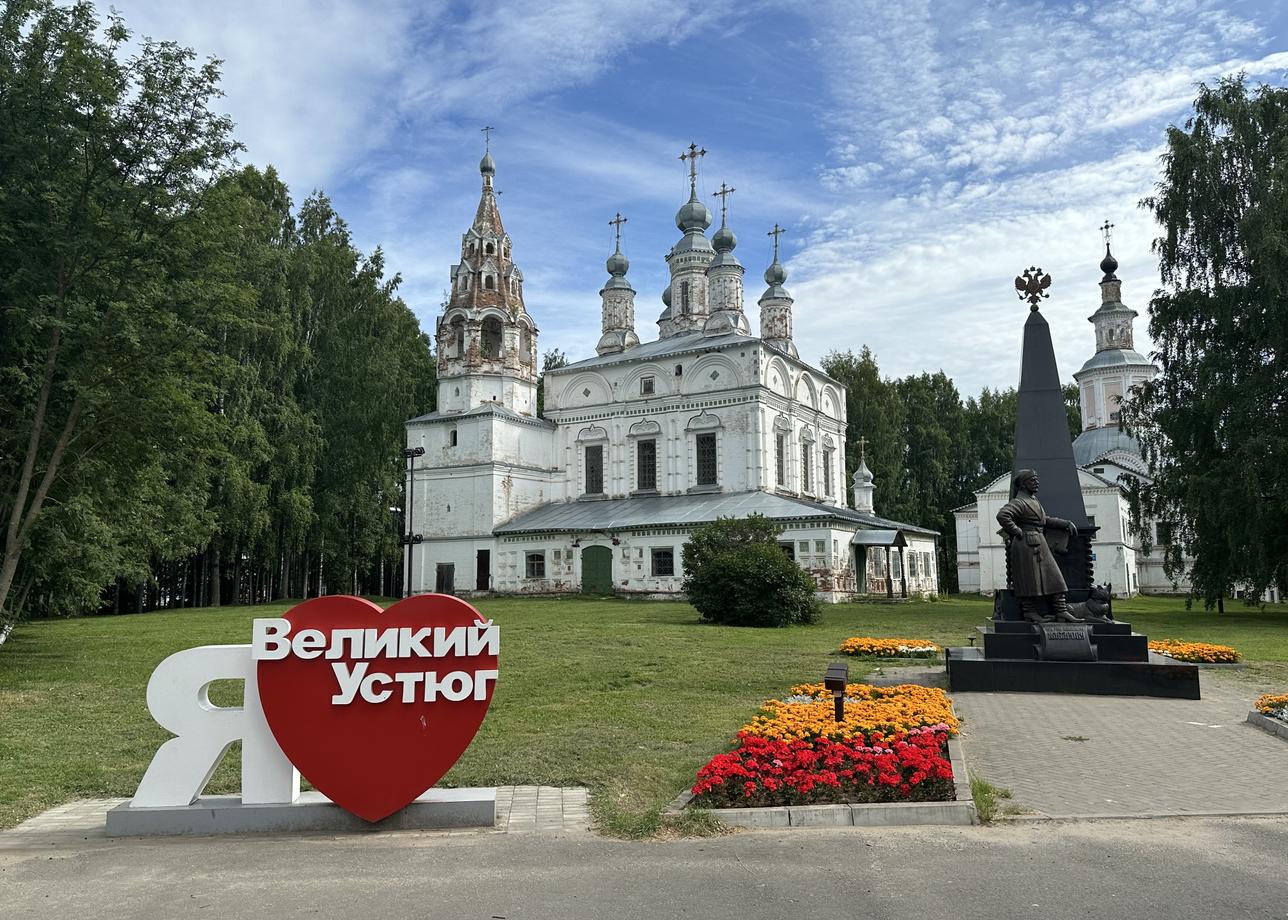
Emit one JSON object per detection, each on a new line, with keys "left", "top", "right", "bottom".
{"left": 435, "top": 139, "right": 539, "bottom": 415}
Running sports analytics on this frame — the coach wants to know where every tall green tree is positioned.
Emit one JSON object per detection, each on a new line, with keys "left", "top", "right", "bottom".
{"left": 821, "top": 348, "right": 906, "bottom": 517}
{"left": 0, "top": 1, "right": 240, "bottom": 624}
{"left": 1122, "top": 76, "right": 1288, "bottom": 606}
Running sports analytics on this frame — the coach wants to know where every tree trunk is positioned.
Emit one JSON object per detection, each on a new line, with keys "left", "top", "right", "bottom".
{"left": 209, "top": 542, "right": 222, "bottom": 608}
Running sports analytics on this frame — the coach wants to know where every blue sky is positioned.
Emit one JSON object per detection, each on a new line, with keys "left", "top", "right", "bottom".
{"left": 113, "top": 0, "right": 1287, "bottom": 395}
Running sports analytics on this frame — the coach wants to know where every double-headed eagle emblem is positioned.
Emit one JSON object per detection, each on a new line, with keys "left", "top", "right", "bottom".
{"left": 1015, "top": 266, "right": 1052, "bottom": 311}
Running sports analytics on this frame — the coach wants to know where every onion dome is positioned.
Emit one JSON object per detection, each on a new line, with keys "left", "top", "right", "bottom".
{"left": 675, "top": 191, "right": 712, "bottom": 233}
{"left": 480, "top": 150, "right": 496, "bottom": 176}
{"left": 661, "top": 283, "right": 672, "bottom": 307}
{"left": 712, "top": 223, "right": 736, "bottom": 253}
{"left": 606, "top": 247, "right": 629, "bottom": 276}
{"left": 764, "top": 258, "right": 787, "bottom": 286}
{"left": 1100, "top": 243, "right": 1119, "bottom": 280}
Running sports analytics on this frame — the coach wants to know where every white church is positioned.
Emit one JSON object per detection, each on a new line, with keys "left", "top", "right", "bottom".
{"left": 953, "top": 239, "right": 1189, "bottom": 598}
{"left": 404, "top": 147, "right": 939, "bottom": 602}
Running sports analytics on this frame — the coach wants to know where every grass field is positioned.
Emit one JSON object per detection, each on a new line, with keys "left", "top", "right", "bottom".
{"left": 2, "top": 593, "right": 1287, "bottom": 834}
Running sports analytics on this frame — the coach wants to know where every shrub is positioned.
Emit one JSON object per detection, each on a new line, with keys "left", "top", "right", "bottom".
{"left": 683, "top": 516, "right": 820, "bottom": 627}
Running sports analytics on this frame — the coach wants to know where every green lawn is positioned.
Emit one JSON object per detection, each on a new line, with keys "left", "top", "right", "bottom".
{"left": 2, "top": 593, "right": 1286, "bottom": 833}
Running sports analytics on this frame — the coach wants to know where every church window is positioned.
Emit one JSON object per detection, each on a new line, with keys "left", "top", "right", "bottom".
{"left": 640, "top": 376, "right": 655, "bottom": 396}
{"left": 1156, "top": 521, "right": 1174, "bottom": 546}
{"left": 908, "top": 553, "right": 919, "bottom": 578}
{"left": 1087, "top": 515, "right": 1096, "bottom": 529}
{"left": 695, "top": 433, "right": 718, "bottom": 486}
{"left": 585, "top": 444, "right": 604, "bottom": 495}
{"left": 520, "top": 327, "right": 533, "bottom": 360}
{"left": 448, "top": 429, "right": 457, "bottom": 447}
{"left": 801, "top": 443, "right": 813, "bottom": 493}
{"left": 779, "top": 542, "right": 795, "bottom": 561}
{"left": 891, "top": 552, "right": 903, "bottom": 581}
{"left": 651, "top": 548, "right": 675, "bottom": 577}
{"left": 823, "top": 450, "right": 833, "bottom": 496}
{"left": 775, "top": 434, "right": 786, "bottom": 487}
{"left": 637, "top": 439, "right": 657, "bottom": 491}
{"left": 814, "top": 540, "right": 826, "bottom": 554}
{"left": 680, "top": 281, "right": 690, "bottom": 310}
{"left": 922, "top": 552, "right": 931, "bottom": 574}
{"left": 709, "top": 370, "right": 719, "bottom": 381}
{"left": 798, "top": 540, "right": 810, "bottom": 554}
{"left": 486, "top": 242, "right": 495, "bottom": 255}
{"left": 525, "top": 552, "right": 545, "bottom": 578}
{"left": 481, "top": 317, "right": 503, "bottom": 358}
{"left": 485, "top": 275, "right": 495, "bottom": 290}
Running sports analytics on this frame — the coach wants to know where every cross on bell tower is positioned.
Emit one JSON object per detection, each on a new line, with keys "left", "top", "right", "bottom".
{"left": 680, "top": 143, "right": 706, "bottom": 194}
{"left": 713, "top": 183, "right": 735, "bottom": 226}
{"left": 609, "top": 212, "right": 627, "bottom": 250}
{"left": 768, "top": 223, "right": 785, "bottom": 260}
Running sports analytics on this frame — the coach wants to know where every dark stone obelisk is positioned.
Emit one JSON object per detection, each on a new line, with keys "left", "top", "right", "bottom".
{"left": 1013, "top": 308, "right": 1090, "bottom": 529}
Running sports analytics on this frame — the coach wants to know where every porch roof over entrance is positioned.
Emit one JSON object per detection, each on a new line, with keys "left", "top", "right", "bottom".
{"left": 493, "top": 489, "right": 938, "bottom": 537}
{"left": 850, "top": 529, "right": 907, "bottom": 548}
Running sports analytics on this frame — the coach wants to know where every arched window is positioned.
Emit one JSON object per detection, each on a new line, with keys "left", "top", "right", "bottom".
{"left": 520, "top": 326, "right": 533, "bottom": 360}
{"left": 485, "top": 242, "right": 495, "bottom": 255}
{"left": 485, "top": 275, "right": 495, "bottom": 290}
{"left": 680, "top": 281, "right": 690, "bottom": 310}
{"left": 481, "top": 316, "right": 503, "bottom": 358}
{"left": 450, "top": 316, "right": 465, "bottom": 357}
{"left": 448, "top": 428, "right": 458, "bottom": 447}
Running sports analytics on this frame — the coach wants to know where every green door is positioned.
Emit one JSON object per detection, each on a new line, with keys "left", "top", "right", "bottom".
{"left": 581, "top": 545, "right": 614, "bottom": 595}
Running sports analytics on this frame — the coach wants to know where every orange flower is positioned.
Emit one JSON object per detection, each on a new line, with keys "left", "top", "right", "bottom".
{"left": 741, "top": 683, "right": 959, "bottom": 741}
{"left": 838, "top": 637, "right": 941, "bottom": 658}
{"left": 1148, "top": 639, "right": 1241, "bottom": 663}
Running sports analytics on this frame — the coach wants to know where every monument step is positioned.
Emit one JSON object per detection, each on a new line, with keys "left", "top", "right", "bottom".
{"left": 980, "top": 627, "right": 1148, "bottom": 663}
{"left": 945, "top": 647, "right": 1200, "bottom": 699}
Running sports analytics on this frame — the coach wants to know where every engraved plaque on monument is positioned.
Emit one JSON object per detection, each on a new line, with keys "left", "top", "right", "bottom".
{"left": 1036, "top": 623, "right": 1096, "bottom": 661}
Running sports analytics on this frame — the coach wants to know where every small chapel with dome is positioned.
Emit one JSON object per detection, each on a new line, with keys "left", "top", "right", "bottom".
{"left": 404, "top": 145, "right": 940, "bottom": 601}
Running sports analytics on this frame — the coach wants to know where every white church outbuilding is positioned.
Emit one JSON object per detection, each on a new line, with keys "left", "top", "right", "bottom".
{"left": 404, "top": 148, "right": 938, "bottom": 602}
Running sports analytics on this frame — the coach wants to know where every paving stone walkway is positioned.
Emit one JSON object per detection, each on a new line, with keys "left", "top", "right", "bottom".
{"left": 953, "top": 673, "right": 1288, "bottom": 818}
{"left": 0, "top": 785, "right": 589, "bottom": 851}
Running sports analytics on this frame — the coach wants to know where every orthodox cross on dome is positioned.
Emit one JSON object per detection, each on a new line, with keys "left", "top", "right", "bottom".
{"left": 481, "top": 125, "right": 494, "bottom": 150}
{"left": 857, "top": 435, "right": 868, "bottom": 463}
{"left": 713, "top": 183, "right": 735, "bottom": 225}
{"left": 609, "top": 212, "right": 627, "bottom": 249}
{"left": 1099, "top": 219, "right": 1114, "bottom": 246}
{"left": 1014, "top": 266, "right": 1052, "bottom": 312}
{"left": 768, "top": 223, "right": 786, "bottom": 260}
{"left": 680, "top": 143, "right": 706, "bottom": 194}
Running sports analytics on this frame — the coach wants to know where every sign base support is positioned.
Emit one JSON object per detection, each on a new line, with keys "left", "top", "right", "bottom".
{"left": 105, "top": 788, "right": 496, "bottom": 838}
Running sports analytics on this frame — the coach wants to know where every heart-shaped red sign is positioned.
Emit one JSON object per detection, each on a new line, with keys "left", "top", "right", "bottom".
{"left": 256, "top": 594, "right": 498, "bottom": 822}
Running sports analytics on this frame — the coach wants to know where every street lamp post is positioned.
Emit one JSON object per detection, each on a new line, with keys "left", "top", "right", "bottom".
{"left": 401, "top": 446, "right": 425, "bottom": 597}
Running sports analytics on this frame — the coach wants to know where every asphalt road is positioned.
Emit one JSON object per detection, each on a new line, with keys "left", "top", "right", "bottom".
{"left": 4, "top": 818, "right": 1288, "bottom": 920}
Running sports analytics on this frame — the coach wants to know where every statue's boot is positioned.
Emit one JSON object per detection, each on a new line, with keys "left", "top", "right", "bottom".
{"left": 1020, "top": 598, "right": 1046, "bottom": 623}
{"left": 1051, "top": 595, "right": 1082, "bottom": 622}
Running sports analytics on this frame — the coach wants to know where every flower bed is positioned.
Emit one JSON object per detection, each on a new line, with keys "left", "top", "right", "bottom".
{"left": 838, "top": 636, "right": 941, "bottom": 659}
{"left": 1255, "top": 693, "right": 1288, "bottom": 723}
{"left": 690, "top": 682, "right": 959, "bottom": 808}
{"left": 1148, "top": 639, "right": 1241, "bottom": 663}
{"left": 692, "top": 728, "right": 955, "bottom": 807}
{"left": 742, "top": 682, "right": 960, "bottom": 741}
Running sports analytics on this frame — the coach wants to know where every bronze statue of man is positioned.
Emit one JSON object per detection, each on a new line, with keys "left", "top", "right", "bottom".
{"left": 997, "top": 469, "right": 1080, "bottom": 622}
